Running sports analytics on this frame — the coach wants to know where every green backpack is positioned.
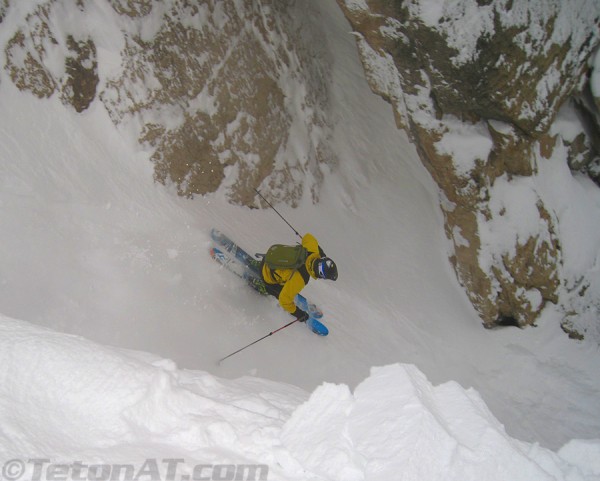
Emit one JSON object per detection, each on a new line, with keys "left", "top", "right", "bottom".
{"left": 264, "top": 244, "right": 308, "bottom": 270}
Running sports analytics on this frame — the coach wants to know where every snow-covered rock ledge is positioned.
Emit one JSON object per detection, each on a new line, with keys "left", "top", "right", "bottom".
{"left": 2, "top": 0, "right": 333, "bottom": 205}
{"left": 336, "top": 0, "right": 600, "bottom": 339}
{"left": 1, "top": 314, "right": 599, "bottom": 481}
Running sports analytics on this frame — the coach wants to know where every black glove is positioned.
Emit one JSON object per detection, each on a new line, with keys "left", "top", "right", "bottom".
{"left": 293, "top": 308, "right": 309, "bottom": 323}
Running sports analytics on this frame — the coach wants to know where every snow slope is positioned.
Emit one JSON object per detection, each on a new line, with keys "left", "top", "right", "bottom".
{"left": 0, "top": 0, "right": 599, "bottom": 473}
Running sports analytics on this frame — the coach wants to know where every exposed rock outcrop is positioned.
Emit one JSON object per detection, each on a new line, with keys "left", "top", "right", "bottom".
{"left": 3, "top": 0, "right": 333, "bottom": 205}
{"left": 5, "top": 1, "right": 98, "bottom": 112}
{"left": 336, "top": 0, "right": 600, "bottom": 333}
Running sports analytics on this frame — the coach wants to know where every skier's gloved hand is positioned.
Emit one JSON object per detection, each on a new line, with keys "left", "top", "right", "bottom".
{"left": 293, "top": 308, "right": 309, "bottom": 323}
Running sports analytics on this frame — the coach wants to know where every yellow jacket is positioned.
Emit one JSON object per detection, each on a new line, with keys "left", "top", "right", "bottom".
{"left": 262, "top": 233, "right": 322, "bottom": 314}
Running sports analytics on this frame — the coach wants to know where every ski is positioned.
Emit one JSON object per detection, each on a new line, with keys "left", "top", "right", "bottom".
{"left": 210, "top": 246, "right": 262, "bottom": 286}
{"left": 295, "top": 293, "right": 323, "bottom": 319}
{"left": 210, "top": 228, "right": 256, "bottom": 266}
{"left": 210, "top": 245, "right": 328, "bottom": 336}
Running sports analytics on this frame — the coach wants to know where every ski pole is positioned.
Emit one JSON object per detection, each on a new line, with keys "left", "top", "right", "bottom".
{"left": 254, "top": 188, "right": 302, "bottom": 240}
{"left": 218, "top": 319, "right": 299, "bottom": 364}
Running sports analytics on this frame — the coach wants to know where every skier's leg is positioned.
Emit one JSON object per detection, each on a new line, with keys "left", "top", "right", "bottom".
{"left": 247, "top": 258, "right": 263, "bottom": 275}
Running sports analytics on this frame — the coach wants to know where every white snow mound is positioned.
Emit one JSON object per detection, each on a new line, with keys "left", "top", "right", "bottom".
{"left": 1, "top": 315, "right": 598, "bottom": 481}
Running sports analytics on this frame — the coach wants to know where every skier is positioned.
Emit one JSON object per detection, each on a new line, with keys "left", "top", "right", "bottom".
{"left": 250, "top": 233, "right": 338, "bottom": 323}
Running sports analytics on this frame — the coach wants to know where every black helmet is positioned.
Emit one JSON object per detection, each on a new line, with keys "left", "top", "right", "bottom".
{"left": 315, "top": 257, "right": 338, "bottom": 281}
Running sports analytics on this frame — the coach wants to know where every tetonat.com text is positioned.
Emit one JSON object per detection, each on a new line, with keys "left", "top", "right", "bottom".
{"left": 1, "top": 459, "right": 269, "bottom": 481}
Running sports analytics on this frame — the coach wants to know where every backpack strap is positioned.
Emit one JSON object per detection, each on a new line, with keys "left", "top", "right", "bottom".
{"left": 297, "top": 263, "right": 310, "bottom": 285}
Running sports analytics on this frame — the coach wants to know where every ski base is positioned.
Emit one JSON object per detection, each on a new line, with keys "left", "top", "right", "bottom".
{"left": 306, "top": 317, "right": 328, "bottom": 336}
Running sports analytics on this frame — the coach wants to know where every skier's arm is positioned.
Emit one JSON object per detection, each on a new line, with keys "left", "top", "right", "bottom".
{"left": 302, "top": 233, "right": 326, "bottom": 257}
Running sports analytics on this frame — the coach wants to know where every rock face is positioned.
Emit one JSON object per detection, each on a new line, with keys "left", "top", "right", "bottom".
{"left": 3, "top": 0, "right": 333, "bottom": 205}
{"left": 336, "top": 0, "right": 600, "bottom": 332}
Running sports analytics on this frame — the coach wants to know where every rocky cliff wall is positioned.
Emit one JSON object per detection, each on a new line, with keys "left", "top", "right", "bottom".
{"left": 336, "top": 0, "right": 600, "bottom": 335}
{"left": 3, "top": 0, "right": 334, "bottom": 206}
